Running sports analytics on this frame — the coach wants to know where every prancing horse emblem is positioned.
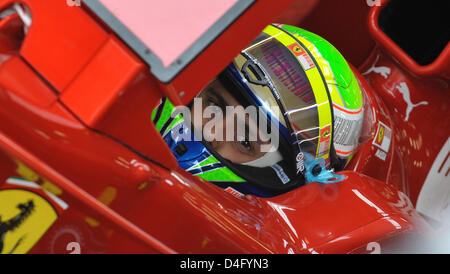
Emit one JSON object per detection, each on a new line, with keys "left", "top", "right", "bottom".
{"left": 0, "top": 200, "right": 34, "bottom": 253}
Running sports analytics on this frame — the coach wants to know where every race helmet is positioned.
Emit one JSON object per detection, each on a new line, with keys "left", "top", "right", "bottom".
{"left": 277, "top": 25, "right": 365, "bottom": 166}
{"left": 152, "top": 24, "right": 364, "bottom": 198}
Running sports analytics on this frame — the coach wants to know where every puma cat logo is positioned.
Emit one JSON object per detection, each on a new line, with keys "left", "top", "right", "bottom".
{"left": 395, "top": 82, "right": 428, "bottom": 122}
{"left": 363, "top": 55, "right": 391, "bottom": 79}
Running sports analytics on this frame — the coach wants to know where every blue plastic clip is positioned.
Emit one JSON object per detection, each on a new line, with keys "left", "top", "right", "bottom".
{"left": 303, "top": 153, "right": 345, "bottom": 184}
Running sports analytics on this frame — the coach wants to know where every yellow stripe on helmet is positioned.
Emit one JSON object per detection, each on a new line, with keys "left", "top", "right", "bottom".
{"left": 263, "top": 25, "right": 333, "bottom": 161}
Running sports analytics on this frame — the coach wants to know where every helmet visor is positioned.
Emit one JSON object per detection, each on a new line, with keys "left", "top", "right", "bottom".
{"left": 229, "top": 31, "right": 333, "bottom": 162}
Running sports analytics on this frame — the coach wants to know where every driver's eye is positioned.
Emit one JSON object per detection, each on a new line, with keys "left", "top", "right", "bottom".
{"left": 207, "top": 97, "right": 218, "bottom": 107}
{"left": 235, "top": 135, "right": 257, "bottom": 156}
{"left": 240, "top": 139, "right": 252, "bottom": 150}
{"left": 205, "top": 91, "right": 226, "bottom": 112}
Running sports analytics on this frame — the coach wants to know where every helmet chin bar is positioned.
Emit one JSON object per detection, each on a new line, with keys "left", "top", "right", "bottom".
{"left": 201, "top": 139, "right": 306, "bottom": 197}
{"left": 242, "top": 148, "right": 283, "bottom": 168}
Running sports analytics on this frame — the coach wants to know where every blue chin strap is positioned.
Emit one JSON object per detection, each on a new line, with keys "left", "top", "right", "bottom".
{"left": 303, "top": 153, "right": 345, "bottom": 184}
{"left": 163, "top": 121, "right": 218, "bottom": 172}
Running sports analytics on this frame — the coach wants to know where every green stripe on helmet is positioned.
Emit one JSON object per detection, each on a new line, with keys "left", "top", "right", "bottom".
{"left": 151, "top": 98, "right": 246, "bottom": 184}
{"left": 186, "top": 155, "right": 221, "bottom": 171}
{"left": 152, "top": 99, "right": 175, "bottom": 131}
{"left": 280, "top": 25, "right": 363, "bottom": 110}
{"left": 197, "top": 166, "right": 246, "bottom": 183}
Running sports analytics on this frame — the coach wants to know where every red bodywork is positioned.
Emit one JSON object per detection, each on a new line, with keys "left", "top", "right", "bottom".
{"left": 0, "top": 0, "right": 448, "bottom": 254}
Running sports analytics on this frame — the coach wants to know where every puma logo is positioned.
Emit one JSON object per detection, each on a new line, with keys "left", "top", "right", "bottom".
{"left": 395, "top": 82, "right": 429, "bottom": 122}
{"left": 362, "top": 55, "right": 391, "bottom": 79}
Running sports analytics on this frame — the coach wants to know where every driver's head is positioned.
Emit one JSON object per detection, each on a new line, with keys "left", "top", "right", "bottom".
{"left": 152, "top": 24, "right": 365, "bottom": 198}
{"left": 190, "top": 78, "right": 277, "bottom": 165}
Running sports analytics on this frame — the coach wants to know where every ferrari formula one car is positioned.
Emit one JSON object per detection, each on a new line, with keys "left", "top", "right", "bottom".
{"left": 0, "top": 0, "right": 448, "bottom": 254}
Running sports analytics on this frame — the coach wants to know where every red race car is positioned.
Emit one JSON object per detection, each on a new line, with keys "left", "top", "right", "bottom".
{"left": 0, "top": 0, "right": 448, "bottom": 254}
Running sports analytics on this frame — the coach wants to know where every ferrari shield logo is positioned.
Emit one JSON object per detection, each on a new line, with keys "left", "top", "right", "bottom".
{"left": 288, "top": 43, "right": 304, "bottom": 56}
{"left": 0, "top": 189, "right": 58, "bottom": 254}
{"left": 288, "top": 43, "right": 315, "bottom": 71}
{"left": 320, "top": 126, "right": 331, "bottom": 141}
{"left": 372, "top": 121, "right": 392, "bottom": 153}
{"left": 376, "top": 126, "right": 384, "bottom": 144}
{"left": 318, "top": 126, "right": 331, "bottom": 157}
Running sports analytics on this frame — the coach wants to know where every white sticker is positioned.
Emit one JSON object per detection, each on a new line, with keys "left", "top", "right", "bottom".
{"left": 296, "top": 153, "right": 305, "bottom": 174}
{"left": 318, "top": 139, "right": 330, "bottom": 158}
{"left": 271, "top": 164, "right": 291, "bottom": 184}
{"left": 333, "top": 105, "right": 364, "bottom": 157}
{"left": 225, "top": 187, "right": 245, "bottom": 199}
{"left": 375, "top": 149, "right": 387, "bottom": 161}
{"left": 297, "top": 52, "right": 315, "bottom": 71}
{"left": 372, "top": 121, "right": 392, "bottom": 153}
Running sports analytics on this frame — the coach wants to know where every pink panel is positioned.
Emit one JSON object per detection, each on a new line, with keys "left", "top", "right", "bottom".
{"left": 99, "top": 0, "right": 238, "bottom": 67}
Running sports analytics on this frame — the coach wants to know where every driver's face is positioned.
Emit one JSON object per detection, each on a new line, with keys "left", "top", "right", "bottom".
{"left": 190, "top": 78, "right": 271, "bottom": 164}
